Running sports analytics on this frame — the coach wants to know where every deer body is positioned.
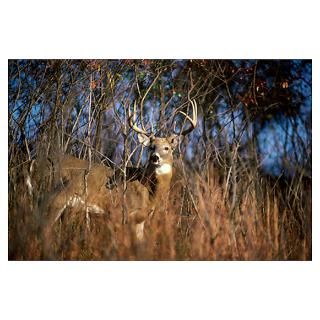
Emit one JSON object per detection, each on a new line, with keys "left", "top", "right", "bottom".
{"left": 40, "top": 155, "right": 113, "bottom": 226}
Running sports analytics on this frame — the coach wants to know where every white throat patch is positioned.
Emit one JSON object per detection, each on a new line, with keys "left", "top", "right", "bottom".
{"left": 156, "top": 163, "right": 172, "bottom": 176}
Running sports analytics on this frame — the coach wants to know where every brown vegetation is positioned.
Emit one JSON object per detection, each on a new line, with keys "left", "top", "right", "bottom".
{"left": 8, "top": 158, "right": 311, "bottom": 260}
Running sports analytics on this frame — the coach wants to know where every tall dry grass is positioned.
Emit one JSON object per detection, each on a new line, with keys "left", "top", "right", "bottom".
{"left": 8, "top": 160, "right": 311, "bottom": 261}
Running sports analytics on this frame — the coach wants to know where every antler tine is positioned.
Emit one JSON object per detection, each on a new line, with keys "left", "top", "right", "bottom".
{"left": 177, "top": 98, "right": 198, "bottom": 136}
{"left": 128, "top": 100, "right": 149, "bottom": 136}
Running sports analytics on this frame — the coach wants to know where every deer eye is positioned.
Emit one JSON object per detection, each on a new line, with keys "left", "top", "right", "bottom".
{"left": 164, "top": 147, "right": 169, "bottom": 151}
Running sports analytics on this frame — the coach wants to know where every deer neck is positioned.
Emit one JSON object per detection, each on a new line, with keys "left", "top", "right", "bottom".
{"left": 142, "top": 162, "right": 173, "bottom": 200}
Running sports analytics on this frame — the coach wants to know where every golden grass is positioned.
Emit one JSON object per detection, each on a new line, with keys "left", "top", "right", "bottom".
{"left": 8, "top": 164, "right": 311, "bottom": 261}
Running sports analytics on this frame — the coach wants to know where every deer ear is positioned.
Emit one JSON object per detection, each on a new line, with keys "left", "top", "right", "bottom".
{"left": 169, "top": 134, "right": 179, "bottom": 149}
{"left": 137, "top": 133, "right": 151, "bottom": 146}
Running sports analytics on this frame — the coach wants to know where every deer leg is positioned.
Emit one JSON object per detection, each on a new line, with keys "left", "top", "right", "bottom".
{"left": 41, "top": 185, "right": 80, "bottom": 258}
{"left": 135, "top": 221, "right": 145, "bottom": 241}
{"left": 128, "top": 208, "right": 150, "bottom": 241}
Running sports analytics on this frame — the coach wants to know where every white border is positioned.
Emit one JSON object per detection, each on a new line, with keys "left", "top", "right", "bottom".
{"left": 1, "top": 1, "right": 319, "bottom": 320}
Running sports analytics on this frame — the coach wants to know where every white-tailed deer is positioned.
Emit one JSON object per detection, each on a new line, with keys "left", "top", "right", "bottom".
{"left": 41, "top": 98, "right": 197, "bottom": 252}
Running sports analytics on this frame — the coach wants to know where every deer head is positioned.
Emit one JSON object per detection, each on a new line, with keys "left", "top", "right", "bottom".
{"left": 129, "top": 97, "right": 198, "bottom": 177}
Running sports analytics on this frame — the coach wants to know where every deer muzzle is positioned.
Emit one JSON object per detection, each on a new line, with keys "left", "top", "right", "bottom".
{"left": 150, "top": 153, "right": 160, "bottom": 165}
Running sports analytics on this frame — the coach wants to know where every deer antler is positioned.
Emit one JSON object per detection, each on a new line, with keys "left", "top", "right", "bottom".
{"left": 173, "top": 97, "right": 198, "bottom": 136}
{"left": 128, "top": 100, "right": 149, "bottom": 136}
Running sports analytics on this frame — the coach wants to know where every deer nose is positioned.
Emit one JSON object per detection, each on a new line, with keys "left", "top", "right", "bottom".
{"left": 150, "top": 153, "right": 160, "bottom": 163}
